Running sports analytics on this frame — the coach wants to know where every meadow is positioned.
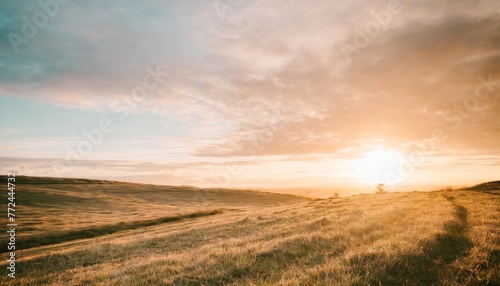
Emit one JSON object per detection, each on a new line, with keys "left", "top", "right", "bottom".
{"left": 0, "top": 177, "right": 498, "bottom": 285}
{"left": 0, "top": 176, "right": 306, "bottom": 251}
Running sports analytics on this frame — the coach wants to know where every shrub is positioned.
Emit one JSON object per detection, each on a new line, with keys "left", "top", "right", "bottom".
{"left": 375, "top": 183, "right": 387, "bottom": 194}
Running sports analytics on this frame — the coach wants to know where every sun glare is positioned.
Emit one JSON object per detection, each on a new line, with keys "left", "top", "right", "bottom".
{"left": 354, "top": 149, "right": 401, "bottom": 185}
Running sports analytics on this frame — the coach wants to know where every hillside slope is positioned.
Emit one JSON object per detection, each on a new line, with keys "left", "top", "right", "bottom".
{"left": 0, "top": 176, "right": 308, "bottom": 251}
{"left": 469, "top": 180, "right": 500, "bottom": 192}
{"left": 1, "top": 188, "right": 498, "bottom": 285}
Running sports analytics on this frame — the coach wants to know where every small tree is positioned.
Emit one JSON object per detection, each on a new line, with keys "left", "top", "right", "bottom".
{"left": 375, "top": 183, "right": 387, "bottom": 194}
{"left": 328, "top": 191, "right": 340, "bottom": 199}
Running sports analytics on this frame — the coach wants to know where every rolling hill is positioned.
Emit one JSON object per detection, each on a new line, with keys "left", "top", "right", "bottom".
{"left": 469, "top": 180, "right": 500, "bottom": 192}
{"left": 0, "top": 177, "right": 498, "bottom": 285}
{"left": 0, "top": 176, "right": 308, "bottom": 251}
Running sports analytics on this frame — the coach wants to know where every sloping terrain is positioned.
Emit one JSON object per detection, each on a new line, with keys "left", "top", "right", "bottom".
{"left": 1, "top": 183, "right": 498, "bottom": 285}
{"left": 0, "top": 176, "right": 308, "bottom": 251}
{"left": 469, "top": 181, "right": 500, "bottom": 192}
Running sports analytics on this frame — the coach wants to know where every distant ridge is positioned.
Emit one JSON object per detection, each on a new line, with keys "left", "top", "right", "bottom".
{"left": 0, "top": 175, "right": 123, "bottom": 185}
{"left": 0, "top": 175, "right": 198, "bottom": 188}
{"left": 469, "top": 180, "right": 500, "bottom": 191}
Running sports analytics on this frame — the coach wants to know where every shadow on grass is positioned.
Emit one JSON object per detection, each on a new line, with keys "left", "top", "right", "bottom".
{"left": 378, "top": 197, "right": 472, "bottom": 285}
{"left": 1, "top": 209, "right": 223, "bottom": 253}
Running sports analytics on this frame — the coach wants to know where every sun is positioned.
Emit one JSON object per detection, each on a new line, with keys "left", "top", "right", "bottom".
{"left": 354, "top": 149, "right": 400, "bottom": 185}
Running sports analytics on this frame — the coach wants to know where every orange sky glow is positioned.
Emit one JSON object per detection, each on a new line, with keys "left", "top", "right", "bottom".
{"left": 1, "top": 0, "right": 499, "bottom": 196}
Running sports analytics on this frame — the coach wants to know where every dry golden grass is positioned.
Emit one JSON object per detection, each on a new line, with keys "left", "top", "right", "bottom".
{"left": 0, "top": 176, "right": 307, "bottom": 250}
{"left": 0, "top": 178, "right": 499, "bottom": 285}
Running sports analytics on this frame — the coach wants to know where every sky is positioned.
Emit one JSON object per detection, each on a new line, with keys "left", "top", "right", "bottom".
{"left": 1, "top": 0, "right": 499, "bottom": 195}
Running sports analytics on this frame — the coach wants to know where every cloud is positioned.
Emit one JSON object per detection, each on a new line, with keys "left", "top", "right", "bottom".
{"left": 1, "top": 0, "right": 499, "bottom": 181}
{"left": 1, "top": 1, "right": 206, "bottom": 110}
{"left": 190, "top": 0, "right": 500, "bottom": 157}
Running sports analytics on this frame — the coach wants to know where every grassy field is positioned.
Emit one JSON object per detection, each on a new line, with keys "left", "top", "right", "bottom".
{"left": 0, "top": 176, "right": 307, "bottom": 251}
{"left": 1, "top": 178, "right": 499, "bottom": 285}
